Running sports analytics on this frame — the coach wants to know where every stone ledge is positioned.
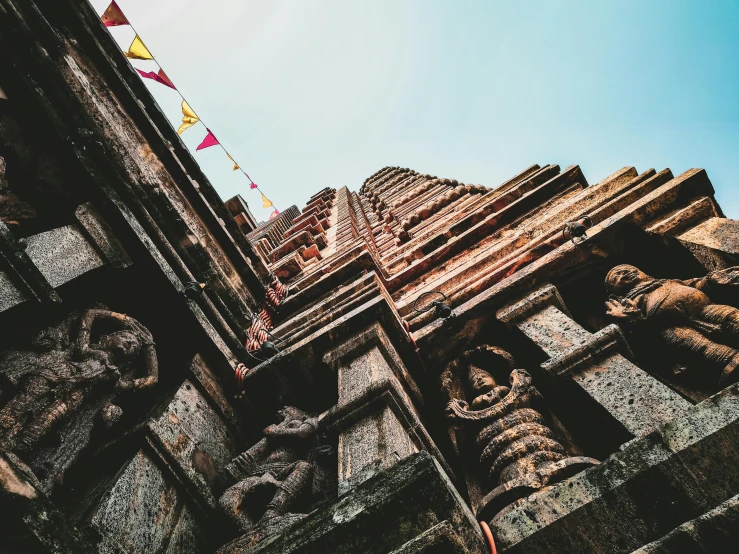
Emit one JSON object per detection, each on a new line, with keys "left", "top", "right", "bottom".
{"left": 218, "top": 452, "right": 485, "bottom": 554}
{"left": 490, "top": 384, "right": 739, "bottom": 553}
{"left": 541, "top": 324, "right": 634, "bottom": 378}
{"left": 632, "top": 493, "right": 739, "bottom": 553}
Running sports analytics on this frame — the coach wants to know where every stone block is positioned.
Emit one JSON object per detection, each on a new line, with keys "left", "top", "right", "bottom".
{"left": 88, "top": 450, "right": 206, "bottom": 554}
{"left": 24, "top": 225, "right": 104, "bottom": 287}
{"left": 498, "top": 284, "right": 690, "bottom": 437}
{"left": 219, "top": 452, "right": 485, "bottom": 554}
{"left": 267, "top": 230, "right": 315, "bottom": 263}
{"left": 678, "top": 217, "right": 739, "bottom": 271}
{"left": 490, "top": 384, "right": 739, "bottom": 553}
{"left": 148, "top": 380, "right": 237, "bottom": 507}
{"left": 271, "top": 252, "right": 305, "bottom": 280}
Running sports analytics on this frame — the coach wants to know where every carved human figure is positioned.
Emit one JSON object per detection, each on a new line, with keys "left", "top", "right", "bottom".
{"left": 218, "top": 407, "right": 324, "bottom": 535}
{"left": 605, "top": 264, "right": 739, "bottom": 386}
{"left": 0, "top": 308, "right": 157, "bottom": 488}
{"left": 442, "top": 345, "right": 597, "bottom": 521}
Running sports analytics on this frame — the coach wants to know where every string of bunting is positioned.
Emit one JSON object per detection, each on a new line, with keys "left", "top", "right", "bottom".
{"left": 101, "top": 1, "right": 279, "bottom": 218}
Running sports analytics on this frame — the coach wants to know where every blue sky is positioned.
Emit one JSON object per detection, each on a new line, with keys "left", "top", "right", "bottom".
{"left": 91, "top": 0, "right": 739, "bottom": 221}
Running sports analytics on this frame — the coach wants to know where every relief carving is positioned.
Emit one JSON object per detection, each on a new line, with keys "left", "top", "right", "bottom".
{"left": 0, "top": 307, "right": 157, "bottom": 491}
{"left": 605, "top": 264, "right": 739, "bottom": 387}
{"left": 217, "top": 406, "right": 334, "bottom": 552}
{"left": 442, "top": 345, "right": 597, "bottom": 521}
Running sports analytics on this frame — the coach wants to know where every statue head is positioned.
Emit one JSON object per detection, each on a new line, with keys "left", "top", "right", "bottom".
{"left": 468, "top": 364, "right": 497, "bottom": 396}
{"left": 99, "top": 330, "right": 142, "bottom": 362}
{"left": 605, "top": 264, "right": 650, "bottom": 296}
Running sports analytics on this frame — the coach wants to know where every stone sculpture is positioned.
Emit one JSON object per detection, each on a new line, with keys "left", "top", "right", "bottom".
{"left": 218, "top": 406, "right": 333, "bottom": 551}
{"left": 442, "top": 345, "right": 597, "bottom": 521}
{"left": 0, "top": 307, "right": 157, "bottom": 490}
{"left": 605, "top": 264, "right": 739, "bottom": 387}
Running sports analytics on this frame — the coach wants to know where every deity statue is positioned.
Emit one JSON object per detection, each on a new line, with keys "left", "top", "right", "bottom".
{"left": 0, "top": 307, "right": 157, "bottom": 491}
{"left": 442, "top": 345, "right": 597, "bottom": 522}
{"left": 604, "top": 264, "right": 739, "bottom": 387}
{"left": 217, "top": 406, "right": 334, "bottom": 551}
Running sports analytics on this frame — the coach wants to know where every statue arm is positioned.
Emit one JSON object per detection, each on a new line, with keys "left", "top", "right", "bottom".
{"left": 605, "top": 297, "right": 645, "bottom": 324}
{"left": 76, "top": 309, "right": 130, "bottom": 354}
{"left": 132, "top": 342, "right": 158, "bottom": 390}
{"left": 76, "top": 309, "right": 157, "bottom": 390}
{"left": 264, "top": 419, "right": 318, "bottom": 442}
{"left": 687, "top": 267, "right": 739, "bottom": 293}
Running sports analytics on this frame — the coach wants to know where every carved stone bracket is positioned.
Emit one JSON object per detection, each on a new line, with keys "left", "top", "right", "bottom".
{"left": 498, "top": 284, "right": 690, "bottom": 437}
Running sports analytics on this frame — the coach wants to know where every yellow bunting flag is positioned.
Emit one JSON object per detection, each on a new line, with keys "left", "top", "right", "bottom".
{"left": 261, "top": 192, "right": 274, "bottom": 209}
{"left": 227, "top": 153, "right": 240, "bottom": 171}
{"left": 177, "top": 100, "right": 199, "bottom": 135}
{"left": 125, "top": 35, "right": 154, "bottom": 60}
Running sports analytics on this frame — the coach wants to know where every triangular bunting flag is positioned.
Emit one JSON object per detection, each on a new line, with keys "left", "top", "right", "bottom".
{"left": 177, "top": 101, "right": 199, "bottom": 134}
{"left": 269, "top": 209, "right": 280, "bottom": 219}
{"left": 227, "top": 153, "right": 240, "bottom": 171}
{"left": 250, "top": 182, "right": 258, "bottom": 190}
{"left": 136, "top": 68, "right": 176, "bottom": 89}
{"left": 196, "top": 129, "right": 219, "bottom": 151}
{"left": 101, "top": 1, "right": 129, "bottom": 27}
{"left": 261, "top": 193, "right": 274, "bottom": 209}
{"left": 125, "top": 35, "right": 154, "bottom": 60}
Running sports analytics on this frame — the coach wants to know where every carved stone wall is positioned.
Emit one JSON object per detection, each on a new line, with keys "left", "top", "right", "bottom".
{"left": 2, "top": 1, "right": 739, "bottom": 553}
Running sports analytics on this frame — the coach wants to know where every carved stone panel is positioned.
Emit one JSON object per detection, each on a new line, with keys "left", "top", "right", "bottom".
{"left": 0, "top": 307, "right": 158, "bottom": 492}
{"left": 216, "top": 406, "right": 336, "bottom": 552}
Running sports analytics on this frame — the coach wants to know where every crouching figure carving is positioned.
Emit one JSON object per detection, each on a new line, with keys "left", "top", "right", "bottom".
{"left": 605, "top": 264, "right": 739, "bottom": 388}
{"left": 217, "top": 406, "right": 334, "bottom": 552}
{"left": 0, "top": 307, "right": 157, "bottom": 491}
{"left": 442, "top": 345, "right": 597, "bottom": 522}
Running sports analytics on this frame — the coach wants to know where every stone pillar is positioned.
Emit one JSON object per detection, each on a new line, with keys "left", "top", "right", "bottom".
{"left": 497, "top": 284, "right": 690, "bottom": 437}
{"left": 322, "top": 322, "right": 448, "bottom": 494}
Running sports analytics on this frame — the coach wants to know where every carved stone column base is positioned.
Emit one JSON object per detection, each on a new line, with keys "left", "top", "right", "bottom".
{"left": 477, "top": 456, "right": 599, "bottom": 523}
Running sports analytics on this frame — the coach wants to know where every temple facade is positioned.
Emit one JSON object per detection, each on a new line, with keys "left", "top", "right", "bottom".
{"left": 1, "top": 2, "right": 739, "bottom": 553}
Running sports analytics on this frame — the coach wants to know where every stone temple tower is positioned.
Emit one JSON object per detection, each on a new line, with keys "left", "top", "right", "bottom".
{"left": 1, "top": 2, "right": 739, "bottom": 553}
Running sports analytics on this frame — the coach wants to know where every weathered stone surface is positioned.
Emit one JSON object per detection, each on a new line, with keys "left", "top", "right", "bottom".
{"left": 24, "top": 224, "right": 104, "bottom": 287}
{"left": 225, "top": 452, "right": 486, "bottom": 554}
{"left": 322, "top": 323, "right": 443, "bottom": 491}
{"left": 148, "top": 380, "right": 237, "bottom": 507}
{"left": 0, "top": 268, "right": 28, "bottom": 311}
{"left": 75, "top": 202, "right": 133, "bottom": 269}
{"left": 388, "top": 521, "right": 472, "bottom": 554}
{"left": 4, "top": 4, "right": 739, "bottom": 551}
{"left": 632, "top": 493, "right": 739, "bottom": 554}
{"left": 678, "top": 217, "right": 739, "bottom": 270}
{"left": 0, "top": 308, "right": 158, "bottom": 493}
{"left": 491, "top": 384, "right": 739, "bottom": 553}
{"left": 0, "top": 450, "right": 93, "bottom": 553}
{"left": 498, "top": 284, "right": 690, "bottom": 437}
{"left": 88, "top": 450, "right": 206, "bottom": 553}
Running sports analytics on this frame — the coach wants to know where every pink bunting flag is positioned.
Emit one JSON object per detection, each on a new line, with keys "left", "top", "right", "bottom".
{"left": 136, "top": 68, "right": 176, "bottom": 89}
{"left": 250, "top": 182, "right": 258, "bottom": 189}
{"left": 269, "top": 209, "right": 280, "bottom": 219}
{"left": 196, "top": 129, "right": 219, "bottom": 151}
{"left": 101, "top": 1, "right": 129, "bottom": 27}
